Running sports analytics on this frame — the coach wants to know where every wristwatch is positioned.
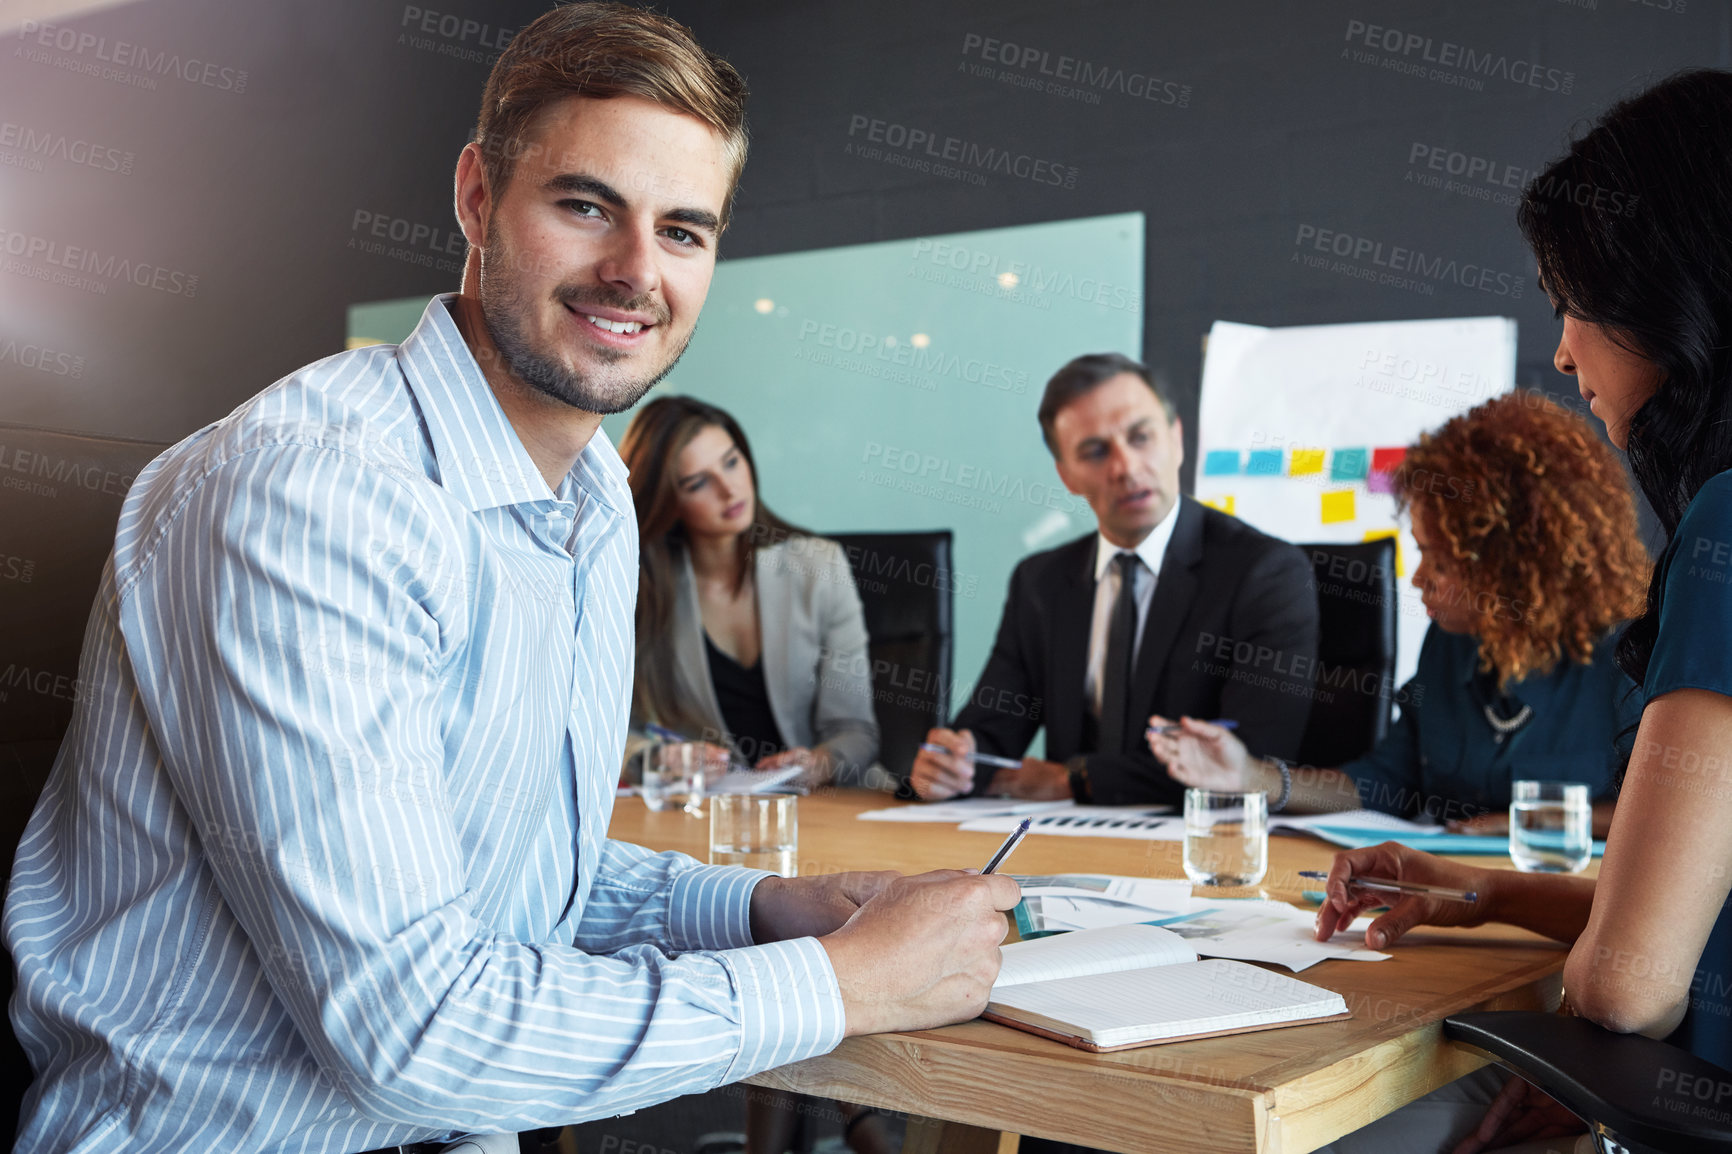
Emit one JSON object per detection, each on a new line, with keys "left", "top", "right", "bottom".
{"left": 1065, "top": 754, "right": 1092, "bottom": 803}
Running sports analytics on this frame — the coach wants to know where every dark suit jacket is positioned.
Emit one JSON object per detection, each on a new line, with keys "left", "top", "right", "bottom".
{"left": 955, "top": 497, "right": 1319, "bottom": 805}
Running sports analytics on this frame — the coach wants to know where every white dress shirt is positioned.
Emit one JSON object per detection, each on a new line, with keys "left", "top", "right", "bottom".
{"left": 1085, "top": 497, "right": 1182, "bottom": 718}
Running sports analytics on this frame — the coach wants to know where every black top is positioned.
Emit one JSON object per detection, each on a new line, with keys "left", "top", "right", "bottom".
{"left": 703, "top": 631, "right": 786, "bottom": 765}
{"left": 1341, "top": 623, "right": 1636, "bottom": 821}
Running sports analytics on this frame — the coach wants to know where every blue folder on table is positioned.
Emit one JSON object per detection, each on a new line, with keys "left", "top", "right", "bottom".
{"left": 1304, "top": 825, "right": 1606, "bottom": 858}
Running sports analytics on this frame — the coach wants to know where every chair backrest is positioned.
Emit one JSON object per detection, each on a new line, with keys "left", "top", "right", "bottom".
{"left": 1446, "top": 1011, "right": 1732, "bottom": 1154}
{"left": 0, "top": 422, "right": 169, "bottom": 1142}
{"left": 826, "top": 531, "right": 955, "bottom": 786}
{"left": 1294, "top": 538, "right": 1398, "bottom": 768}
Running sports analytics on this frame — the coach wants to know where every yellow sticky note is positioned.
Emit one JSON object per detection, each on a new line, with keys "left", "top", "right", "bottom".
{"left": 1289, "top": 449, "right": 1325, "bottom": 476}
{"left": 1320, "top": 489, "right": 1356, "bottom": 524}
{"left": 1363, "top": 527, "right": 1405, "bottom": 576}
{"left": 1201, "top": 494, "right": 1236, "bottom": 516}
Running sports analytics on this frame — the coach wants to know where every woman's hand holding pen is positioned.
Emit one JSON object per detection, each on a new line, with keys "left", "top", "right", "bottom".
{"left": 1146, "top": 715, "right": 1252, "bottom": 791}
{"left": 1314, "top": 843, "right": 1497, "bottom": 949}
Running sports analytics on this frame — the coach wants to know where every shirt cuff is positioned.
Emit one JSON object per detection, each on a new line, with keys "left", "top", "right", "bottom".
{"left": 667, "top": 863, "right": 773, "bottom": 952}
{"left": 717, "top": 936, "right": 847, "bottom": 1082}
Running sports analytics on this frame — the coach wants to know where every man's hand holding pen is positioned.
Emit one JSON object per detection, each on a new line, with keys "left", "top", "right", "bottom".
{"left": 817, "top": 870, "right": 1021, "bottom": 1036}
{"left": 911, "top": 728, "right": 1070, "bottom": 800}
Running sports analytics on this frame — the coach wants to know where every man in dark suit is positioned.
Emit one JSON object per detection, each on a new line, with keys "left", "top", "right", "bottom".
{"left": 911, "top": 353, "right": 1319, "bottom": 806}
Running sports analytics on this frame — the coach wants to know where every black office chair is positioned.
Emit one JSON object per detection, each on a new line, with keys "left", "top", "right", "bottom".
{"left": 826, "top": 531, "right": 955, "bottom": 791}
{"left": 1443, "top": 1012, "right": 1732, "bottom": 1153}
{"left": 1294, "top": 539, "right": 1398, "bottom": 768}
{"left": 0, "top": 423, "right": 169, "bottom": 1141}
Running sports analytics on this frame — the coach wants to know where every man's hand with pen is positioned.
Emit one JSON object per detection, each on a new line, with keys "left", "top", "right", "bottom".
{"left": 792, "top": 820, "right": 1028, "bottom": 1037}
{"left": 815, "top": 869, "right": 1022, "bottom": 1036}
{"left": 910, "top": 727, "right": 1071, "bottom": 800}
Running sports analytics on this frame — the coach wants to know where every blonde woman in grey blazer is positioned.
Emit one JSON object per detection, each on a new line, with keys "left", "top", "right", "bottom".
{"left": 619, "top": 396, "right": 881, "bottom": 791}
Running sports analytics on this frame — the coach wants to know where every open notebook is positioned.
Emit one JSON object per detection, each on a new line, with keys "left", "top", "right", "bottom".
{"left": 986, "top": 923, "right": 1350, "bottom": 1052}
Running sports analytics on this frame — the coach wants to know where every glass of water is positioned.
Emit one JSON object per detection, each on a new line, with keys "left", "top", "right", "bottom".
{"left": 1509, "top": 780, "right": 1592, "bottom": 873}
{"left": 1183, "top": 789, "right": 1267, "bottom": 887}
{"left": 710, "top": 793, "right": 798, "bottom": 876}
{"left": 639, "top": 741, "right": 680, "bottom": 813}
{"left": 641, "top": 742, "right": 708, "bottom": 815}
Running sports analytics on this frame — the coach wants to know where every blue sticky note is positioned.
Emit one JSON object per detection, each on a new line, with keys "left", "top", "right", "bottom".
{"left": 1331, "top": 447, "right": 1369, "bottom": 482}
{"left": 1246, "top": 449, "right": 1283, "bottom": 476}
{"left": 1202, "top": 449, "right": 1241, "bottom": 476}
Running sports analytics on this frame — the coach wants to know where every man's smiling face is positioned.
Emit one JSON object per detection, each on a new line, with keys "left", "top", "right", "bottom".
{"left": 474, "top": 93, "right": 731, "bottom": 414}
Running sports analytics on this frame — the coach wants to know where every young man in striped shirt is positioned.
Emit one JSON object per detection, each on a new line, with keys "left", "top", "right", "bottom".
{"left": 3, "top": 6, "right": 1017, "bottom": 1152}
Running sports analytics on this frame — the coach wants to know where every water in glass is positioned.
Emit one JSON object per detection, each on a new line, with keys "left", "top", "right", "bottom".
{"left": 1183, "top": 789, "right": 1267, "bottom": 887}
{"left": 1509, "top": 780, "right": 1591, "bottom": 873}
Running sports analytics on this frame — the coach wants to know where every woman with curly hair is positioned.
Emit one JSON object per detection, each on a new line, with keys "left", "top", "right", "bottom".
{"left": 1148, "top": 391, "right": 1647, "bottom": 832}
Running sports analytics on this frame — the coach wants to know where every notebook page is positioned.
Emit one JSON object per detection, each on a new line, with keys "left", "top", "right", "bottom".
{"left": 994, "top": 923, "right": 1195, "bottom": 990}
{"left": 990, "top": 959, "right": 1346, "bottom": 1047}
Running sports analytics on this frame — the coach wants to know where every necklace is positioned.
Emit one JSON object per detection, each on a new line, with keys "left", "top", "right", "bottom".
{"left": 1482, "top": 702, "right": 1533, "bottom": 744}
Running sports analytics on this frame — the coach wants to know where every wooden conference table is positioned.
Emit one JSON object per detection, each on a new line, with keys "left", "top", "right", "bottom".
{"left": 608, "top": 790, "right": 1577, "bottom": 1154}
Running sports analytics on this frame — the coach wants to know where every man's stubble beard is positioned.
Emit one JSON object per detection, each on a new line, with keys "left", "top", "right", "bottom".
{"left": 478, "top": 237, "right": 690, "bottom": 415}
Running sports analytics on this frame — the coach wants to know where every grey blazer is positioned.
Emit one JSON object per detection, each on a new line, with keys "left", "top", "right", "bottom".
{"left": 628, "top": 535, "right": 881, "bottom": 785}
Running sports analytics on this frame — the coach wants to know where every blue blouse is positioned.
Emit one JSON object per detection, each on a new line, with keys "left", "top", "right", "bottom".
{"left": 1343, "top": 623, "right": 1639, "bottom": 823}
{"left": 1643, "top": 470, "right": 1732, "bottom": 1067}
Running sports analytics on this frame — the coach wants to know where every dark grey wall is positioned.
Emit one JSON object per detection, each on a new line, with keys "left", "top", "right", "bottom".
{"left": 2, "top": 0, "right": 1722, "bottom": 495}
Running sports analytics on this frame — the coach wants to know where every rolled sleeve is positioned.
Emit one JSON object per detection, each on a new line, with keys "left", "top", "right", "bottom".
{"left": 717, "top": 936, "right": 847, "bottom": 1082}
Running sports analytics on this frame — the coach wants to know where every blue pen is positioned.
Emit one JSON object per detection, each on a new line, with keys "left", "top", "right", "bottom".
{"left": 1146, "top": 719, "right": 1239, "bottom": 736}
{"left": 919, "top": 742, "right": 1024, "bottom": 770}
{"left": 981, "top": 818, "right": 1033, "bottom": 875}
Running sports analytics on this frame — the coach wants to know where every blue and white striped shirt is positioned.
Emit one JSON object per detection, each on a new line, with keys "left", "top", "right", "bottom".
{"left": 4, "top": 295, "right": 845, "bottom": 1154}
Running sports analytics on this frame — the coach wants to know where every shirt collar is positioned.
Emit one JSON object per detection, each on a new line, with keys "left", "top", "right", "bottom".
{"left": 1093, "top": 495, "right": 1182, "bottom": 582}
{"left": 395, "top": 294, "right": 631, "bottom": 518}
{"left": 1452, "top": 629, "right": 1557, "bottom": 712}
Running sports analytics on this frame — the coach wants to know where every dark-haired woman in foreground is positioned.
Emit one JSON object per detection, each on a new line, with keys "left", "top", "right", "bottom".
{"left": 1314, "top": 69, "right": 1732, "bottom": 1154}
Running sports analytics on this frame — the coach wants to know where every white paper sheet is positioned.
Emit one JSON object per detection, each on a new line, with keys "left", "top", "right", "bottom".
{"left": 1144, "top": 901, "right": 1388, "bottom": 971}
{"left": 707, "top": 765, "right": 806, "bottom": 794}
{"left": 856, "top": 798, "right": 1074, "bottom": 823}
{"left": 961, "top": 805, "right": 1177, "bottom": 839}
{"left": 1270, "top": 809, "right": 1442, "bottom": 834}
{"left": 1010, "top": 875, "right": 1195, "bottom": 912}
{"left": 1019, "top": 895, "right": 1388, "bottom": 971}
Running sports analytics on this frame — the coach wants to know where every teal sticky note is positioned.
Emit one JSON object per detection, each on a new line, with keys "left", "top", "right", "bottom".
{"left": 1203, "top": 449, "right": 1241, "bottom": 476}
{"left": 1246, "top": 449, "right": 1283, "bottom": 476}
{"left": 1331, "top": 447, "right": 1369, "bottom": 482}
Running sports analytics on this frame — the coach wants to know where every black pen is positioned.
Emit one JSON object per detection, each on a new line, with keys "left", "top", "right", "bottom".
{"left": 981, "top": 818, "right": 1032, "bottom": 875}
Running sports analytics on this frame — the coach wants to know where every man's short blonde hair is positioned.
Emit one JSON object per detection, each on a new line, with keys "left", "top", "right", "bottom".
{"left": 474, "top": 2, "right": 749, "bottom": 225}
